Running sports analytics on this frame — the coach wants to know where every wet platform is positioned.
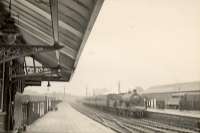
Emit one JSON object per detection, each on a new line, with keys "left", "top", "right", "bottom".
{"left": 147, "top": 108, "right": 200, "bottom": 119}
{"left": 25, "top": 102, "right": 116, "bottom": 133}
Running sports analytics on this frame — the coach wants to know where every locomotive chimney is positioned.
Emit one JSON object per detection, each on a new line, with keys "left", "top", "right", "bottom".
{"left": 133, "top": 89, "right": 137, "bottom": 94}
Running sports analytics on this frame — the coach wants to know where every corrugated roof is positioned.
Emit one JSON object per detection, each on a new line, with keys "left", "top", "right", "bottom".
{"left": 1, "top": 0, "right": 104, "bottom": 81}
{"left": 142, "top": 81, "right": 200, "bottom": 94}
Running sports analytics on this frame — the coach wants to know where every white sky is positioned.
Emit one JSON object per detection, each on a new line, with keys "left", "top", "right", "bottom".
{"left": 26, "top": 0, "right": 200, "bottom": 96}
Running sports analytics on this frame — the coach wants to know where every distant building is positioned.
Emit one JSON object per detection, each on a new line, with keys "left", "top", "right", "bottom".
{"left": 142, "top": 81, "right": 200, "bottom": 110}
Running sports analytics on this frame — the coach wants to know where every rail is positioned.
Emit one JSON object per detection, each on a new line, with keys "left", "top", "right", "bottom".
{"left": 70, "top": 101, "right": 199, "bottom": 133}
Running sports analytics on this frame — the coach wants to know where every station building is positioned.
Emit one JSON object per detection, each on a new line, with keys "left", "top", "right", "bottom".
{"left": 142, "top": 81, "right": 200, "bottom": 110}
{"left": 0, "top": 0, "right": 104, "bottom": 131}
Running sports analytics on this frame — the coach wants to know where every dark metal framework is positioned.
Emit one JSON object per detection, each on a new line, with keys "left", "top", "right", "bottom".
{"left": 0, "top": 0, "right": 104, "bottom": 131}
{"left": 0, "top": 44, "right": 63, "bottom": 64}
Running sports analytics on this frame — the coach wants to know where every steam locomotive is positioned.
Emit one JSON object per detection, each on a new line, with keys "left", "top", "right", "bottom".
{"left": 83, "top": 90, "right": 146, "bottom": 118}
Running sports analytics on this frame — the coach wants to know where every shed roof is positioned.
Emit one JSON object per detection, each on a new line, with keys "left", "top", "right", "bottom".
{"left": 142, "top": 81, "right": 200, "bottom": 94}
{"left": 1, "top": 0, "right": 104, "bottom": 81}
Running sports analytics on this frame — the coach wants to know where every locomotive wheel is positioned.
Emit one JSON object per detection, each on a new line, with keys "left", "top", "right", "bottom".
{"left": 115, "top": 109, "right": 119, "bottom": 115}
{"left": 135, "top": 112, "right": 138, "bottom": 118}
{"left": 127, "top": 111, "right": 130, "bottom": 117}
{"left": 139, "top": 112, "right": 142, "bottom": 118}
{"left": 124, "top": 110, "right": 127, "bottom": 117}
{"left": 134, "top": 112, "right": 137, "bottom": 118}
{"left": 129, "top": 111, "right": 133, "bottom": 117}
{"left": 121, "top": 110, "right": 123, "bottom": 116}
{"left": 119, "top": 110, "right": 122, "bottom": 116}
{"left": 111, "top": 108, "right": 114, "bottom": 113}
{"left": 141, "top": 112, "right": 143, "bottom": 117}
{"left": 122, "top": 110, "right": 125, "bottom": 116}
{"left": 138, "top": 112, "right": 140, "bottom": 118}
{"left": 136, "top": 112, "right": 139, "bottom": 118}
{"left": 118, "top": 109, "right": 121, "bottom": 116}
{"left": 125, "top": 110, "right": 129, "bottom": 117}
{"left": 117, "top": 110, "right": 120, "bottom": 115}
{"left": 132, "top": 112, "right": 136, "bottom": 117}
{"left": 138, "top": 112, "right": 141, "bottom": 118}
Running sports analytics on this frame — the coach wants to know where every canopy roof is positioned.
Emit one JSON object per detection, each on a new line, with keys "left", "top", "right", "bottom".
{"left": 1, "top": 0, "right": 104, "bottom": 81}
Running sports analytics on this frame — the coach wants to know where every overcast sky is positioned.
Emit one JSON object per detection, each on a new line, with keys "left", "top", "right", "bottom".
{"left": 26, "top": 0, "right": 200, "bottom": 96}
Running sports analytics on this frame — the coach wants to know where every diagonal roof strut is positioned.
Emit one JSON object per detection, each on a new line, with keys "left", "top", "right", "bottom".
{"left": 49, "top": 0, "right": 60, "bottom": 64}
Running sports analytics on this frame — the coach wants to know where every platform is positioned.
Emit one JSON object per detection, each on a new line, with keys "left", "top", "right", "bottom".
{"left": 147, "top": 108, "right": 200, "bottom": 119}
{"left": 25, "top": 102, "right": 116, "bottom": 133}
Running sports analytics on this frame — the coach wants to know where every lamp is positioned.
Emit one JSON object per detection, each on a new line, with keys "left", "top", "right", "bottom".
{"left": 0, "top": 14, "right": 18, "bottom": 45}
{"left": 0, "top": 0, "right": 19, "bottom": 45}
{"left": 47, "top": 81, "right": 51, "bottom": 87}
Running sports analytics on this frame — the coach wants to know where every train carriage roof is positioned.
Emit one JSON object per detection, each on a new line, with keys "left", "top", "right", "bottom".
{"left": 1, "top": 0, "right": 104, "bottom": 81}
{"left": 107, "top": 94, "right": 121, "bottom": 100}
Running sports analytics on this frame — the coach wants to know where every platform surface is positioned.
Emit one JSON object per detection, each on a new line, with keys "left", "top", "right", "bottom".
{"left": 25, "top": 102, "right": 116, "bottom": 133}
{"left": 147, "top": 108, "right": 200, "bottom": 119}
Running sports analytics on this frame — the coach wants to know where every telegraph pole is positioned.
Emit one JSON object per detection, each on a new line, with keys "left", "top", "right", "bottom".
{"left": 64, "top": 87, "right": 65, "bottom": 98}
{"left": 63, "top": 86, "right": 67, "bottom": 101}
{"left": 86, "top": 87, "right": 88, "bottom": 97}
{"left": 118, "top": 81, "right": 121, "bottom": 94}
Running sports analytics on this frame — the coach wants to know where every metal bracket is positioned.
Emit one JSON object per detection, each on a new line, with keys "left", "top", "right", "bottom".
{"left": 0, "top": 44, "right": 63, "bottom": 64}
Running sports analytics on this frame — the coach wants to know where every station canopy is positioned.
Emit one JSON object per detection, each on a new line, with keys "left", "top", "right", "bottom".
{"left": 1, "top": 0, "right": 104, "bottom": 81}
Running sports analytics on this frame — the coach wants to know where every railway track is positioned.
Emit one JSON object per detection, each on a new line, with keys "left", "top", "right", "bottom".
{"left": 118, "top": 117, "right": 197, "bottom": 133}
{"left": 96, "top": 114, "right": 133, "bottom": 133}
{"left": 136, "top": 119, "right": 200, "bottom": 133}
{"left": 70, "top": 102, "right": 199, "bottom": 133}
